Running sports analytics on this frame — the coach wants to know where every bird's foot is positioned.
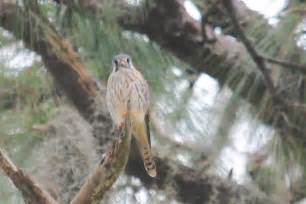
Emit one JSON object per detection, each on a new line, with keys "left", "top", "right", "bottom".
{"left": 116, "top": 123, "right": 125, "bottom": 139}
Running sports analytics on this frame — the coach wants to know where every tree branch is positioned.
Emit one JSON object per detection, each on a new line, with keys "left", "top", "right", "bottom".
{"left": 221, "top": 0, "right": 306, "bottom": 112}
{"left": 0, "top": 148, "right": 58, "bottom": 204}
{"left": 70, "top": 120, "right": 132, "bottom": 204}
{"left": 221, "top": 0, "right": 278, "bottom": 97}
{"left": 0, "top": 1, "right": 100, "bottom": 121}
{"left": 264, "top": 56, "right": 306, "bottom": 74}
{"left": 192, "top": 0, "right": 271, "bottom": 36}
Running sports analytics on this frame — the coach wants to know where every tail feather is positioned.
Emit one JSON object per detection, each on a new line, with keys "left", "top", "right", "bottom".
{"left": 142, "top": 146, "right": 156, "bottom": 177}
{"left": 145, "top": 113, "right": 151, "bottom": 147}
{"left": 133, "top": 120, "right": 156, "bottom": 177}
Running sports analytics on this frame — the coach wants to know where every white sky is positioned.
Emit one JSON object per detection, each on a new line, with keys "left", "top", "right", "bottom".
{"left": 185, "top": 0, "right": 287, "bottom": 20}
{"left": 243, "top": 0, "right": 287, "bottom": 17}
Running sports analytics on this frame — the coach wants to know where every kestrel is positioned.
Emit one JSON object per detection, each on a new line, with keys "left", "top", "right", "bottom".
{"left": 106, "top": 53, "right": 156, "bottom": 177}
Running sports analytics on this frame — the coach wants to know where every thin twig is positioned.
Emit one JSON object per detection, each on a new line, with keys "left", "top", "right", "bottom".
{"left": 220, "top": 1, "right": 306, "bottom": 76}
{"left": 221, "top": 0, "right": 306, "bottom": 115}
{"left": 221, "top": 0, "right": 277, "bottom": 97}
{"left": 263, "top": 56, "right": 306, "bottom": 74}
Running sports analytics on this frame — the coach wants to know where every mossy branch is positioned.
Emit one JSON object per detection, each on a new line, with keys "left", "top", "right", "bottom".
{"left": 70, "top": 120, "right": 132, "bottom": 204}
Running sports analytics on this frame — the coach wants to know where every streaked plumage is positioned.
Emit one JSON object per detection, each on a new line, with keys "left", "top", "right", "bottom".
{"left": 106, "top": 53, "right": 156, "bottom": 177}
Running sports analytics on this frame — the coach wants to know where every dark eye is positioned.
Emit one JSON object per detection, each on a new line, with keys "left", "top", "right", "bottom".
{"left": 127, "top": 58, "right": 130, "bottom": 63}
{"left": 114, "top": 59, "right": 118, "bottom": 66}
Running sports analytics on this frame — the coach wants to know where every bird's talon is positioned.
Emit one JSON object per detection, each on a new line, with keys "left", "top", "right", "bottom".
{"left": 116, "top": 123, "right": 125, "bottom": 138}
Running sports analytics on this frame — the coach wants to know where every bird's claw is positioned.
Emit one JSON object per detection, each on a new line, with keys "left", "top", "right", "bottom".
{"left": 116, "top": 123, "right": 125, "bottom": 139}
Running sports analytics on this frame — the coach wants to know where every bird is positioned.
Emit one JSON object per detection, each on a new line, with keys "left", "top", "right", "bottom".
{"left": 106, "top": 53, "right": 156, "bottom": 177}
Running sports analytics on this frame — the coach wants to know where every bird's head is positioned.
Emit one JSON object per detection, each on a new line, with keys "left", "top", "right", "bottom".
{"left": 112, "top": 53, "right": 133, "bottom": 72}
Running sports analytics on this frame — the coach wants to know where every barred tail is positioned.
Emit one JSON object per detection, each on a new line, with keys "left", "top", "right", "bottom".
{"left": 141, "top": 144, "right": 156, "bottom": 177}
{"left": 134, "top": 121, "right": 156, "bottom": 177}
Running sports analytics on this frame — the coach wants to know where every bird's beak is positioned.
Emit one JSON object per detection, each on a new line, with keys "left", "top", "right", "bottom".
{"left": 118, "top": 59, "right": 129, "bottom": 68}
